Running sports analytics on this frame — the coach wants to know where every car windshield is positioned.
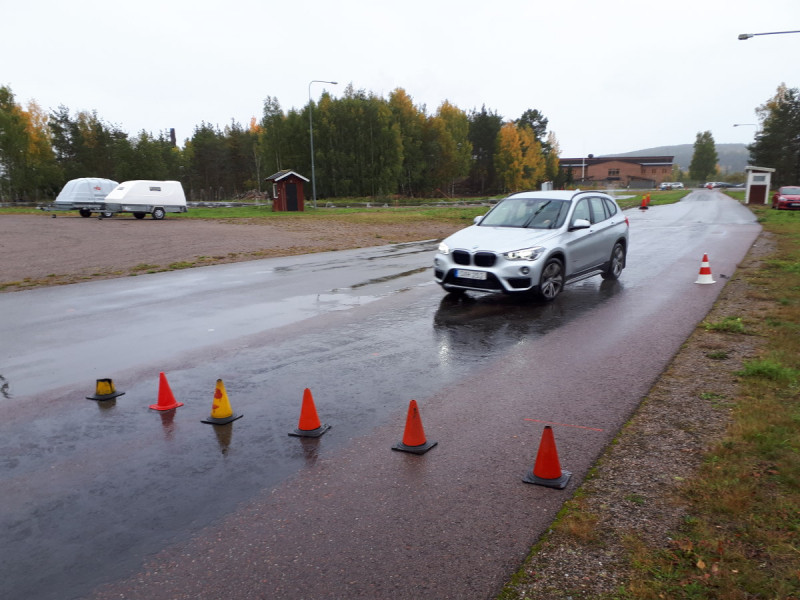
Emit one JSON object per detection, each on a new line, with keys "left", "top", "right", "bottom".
{"left": 782, "top": 187, "right": 800, "bottom": 195}
{"left": 480, "top": 198, "right": 568, "bottom": 229}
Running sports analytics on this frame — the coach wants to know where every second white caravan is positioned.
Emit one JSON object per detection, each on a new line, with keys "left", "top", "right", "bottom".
{"left": 104, "top": 180, "right": 188, "bottom": 219}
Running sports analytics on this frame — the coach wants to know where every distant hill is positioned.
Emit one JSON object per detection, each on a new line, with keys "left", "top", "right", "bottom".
{"left": 602, "top": 144, "right": 751, "bottom": 173}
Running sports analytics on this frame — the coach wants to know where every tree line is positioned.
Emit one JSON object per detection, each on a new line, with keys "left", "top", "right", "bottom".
{"left": 749, "top": 83, "right": 800, "bottom": 188}
{"left": 0, "top": 84, "right": 563, "bottom": 202}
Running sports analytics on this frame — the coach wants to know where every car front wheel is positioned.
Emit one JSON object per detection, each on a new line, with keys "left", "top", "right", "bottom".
{"left": 602, "top": 243, "right": 625, "bottom": 280}
{"left": 536, "top": 257, "right": 563, "bottom": 301}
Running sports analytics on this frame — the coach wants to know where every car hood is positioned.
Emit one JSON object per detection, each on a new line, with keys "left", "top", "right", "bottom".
{"left": 442, "top": 225, "right": 560, "bottom": 253}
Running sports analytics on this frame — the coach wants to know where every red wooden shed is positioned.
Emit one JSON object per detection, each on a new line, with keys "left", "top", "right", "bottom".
{"left": 265, "top": 170, "right": 309, "bottom": 212}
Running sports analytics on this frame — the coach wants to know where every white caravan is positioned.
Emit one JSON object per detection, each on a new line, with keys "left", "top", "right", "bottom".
{"left": 103, "top": 180, "right": 188, "bottom": 219}
{"left": 53, "top": 178, "right": 119, "bottom": 217}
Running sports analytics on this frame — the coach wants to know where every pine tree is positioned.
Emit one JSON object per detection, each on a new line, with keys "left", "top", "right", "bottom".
{"left": 689, "top": 131, "right": 719, "bottom": 182}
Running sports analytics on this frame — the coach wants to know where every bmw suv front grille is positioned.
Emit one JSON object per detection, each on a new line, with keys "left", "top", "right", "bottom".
{"left": 451, "top": 250, "right": 497, "bottom": 267}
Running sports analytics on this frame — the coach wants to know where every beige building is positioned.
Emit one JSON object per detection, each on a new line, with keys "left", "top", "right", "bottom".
{"left": 559, "top": 155, "right": 674, "bottom": 188}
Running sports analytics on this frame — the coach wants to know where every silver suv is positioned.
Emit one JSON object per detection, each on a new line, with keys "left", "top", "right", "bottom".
{"left": 433, "top": 190, "right": 629, "bottom": 300}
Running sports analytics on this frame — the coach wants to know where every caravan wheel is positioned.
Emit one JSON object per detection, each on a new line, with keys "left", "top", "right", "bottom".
{"left": 79, "top": 209, "right": 91, "bottom": 218}
{"left": 133, "top": 212, "right": 146, "bottom": 219}
{"left": 152, "top": 208, "right": 166, "bottom": 220}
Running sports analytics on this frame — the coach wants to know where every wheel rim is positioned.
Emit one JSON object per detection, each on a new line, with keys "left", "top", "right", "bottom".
{"left": 540, "top": 262, "right": 563, "bottom": 299}
{"left": 611, "top": 246, "right": 624, "bottom": 277}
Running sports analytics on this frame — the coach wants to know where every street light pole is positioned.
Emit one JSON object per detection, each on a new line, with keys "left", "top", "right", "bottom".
{"left": 738, "top": 30, "right": 800, "bottom": 40}
{"left": 308, "top": 79, "right": 338, "bottom": 209}
{"left": 734, "top": 123, "right": 761, "bottom": 135}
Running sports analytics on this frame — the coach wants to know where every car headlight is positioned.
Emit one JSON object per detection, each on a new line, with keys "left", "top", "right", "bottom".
{"left": 503, "top": 246, "right": 545, "bottom": 261}
{"left": 438, "top": 242, "right": 451, "bottom": 255}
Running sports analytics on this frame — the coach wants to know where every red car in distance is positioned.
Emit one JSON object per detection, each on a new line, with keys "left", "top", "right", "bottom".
{"left": 772, "top": 186, "right": 800, "bottom": 210}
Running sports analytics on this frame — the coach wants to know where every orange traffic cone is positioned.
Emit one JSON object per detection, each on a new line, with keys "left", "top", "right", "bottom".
{"left": 695, "top": 253, "right": 716, "bottom": 284}
{"left": 392, "top": 399, "right": 437, "bottom": 454}
{"left": 523, "top": 426, "right": 572, "bottom": 489}
{"left": 646, "top": 192, "right": 652, "bottom": 205}
{"left": 201, "top": 379, "right": 243, "bottom": 425}
{"left": 149, "top": 372, "right": 184, "bottom": 411}
{"left": 288, "top": 388, "right": 331, "bottom": 437}
{"left": 639, "top": 196, "right": 648, "bottom": 210}
{"left": 86, "top": 378, "right": 125, "bottom": 401}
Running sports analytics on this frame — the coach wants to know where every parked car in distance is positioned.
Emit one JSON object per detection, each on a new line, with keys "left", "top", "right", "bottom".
{"left": 772, "top": 186, "right": 800, "bottom": 210}
{"left": 714, "top": 182, "right": 737, "bottom": 188}
{"left": 433, "top": 190, "right": 629, "bottom": 301}
{"left": 660, "top": 182, "right": 684, "bottom": 190}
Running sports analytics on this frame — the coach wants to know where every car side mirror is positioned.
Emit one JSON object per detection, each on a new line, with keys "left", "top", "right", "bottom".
{"left": 569, "top": 218, "right": 591, "bottom": 231}
{"left": 473, "top": 215, "right": 485, "bottom": 225}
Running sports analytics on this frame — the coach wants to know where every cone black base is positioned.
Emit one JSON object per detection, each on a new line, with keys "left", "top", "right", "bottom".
{"left": 289, "top": 423, "right": 331, "bottom": 438}
{"left": 392, "top": 439, "right": 438, "bottom": 455}
{"left": 522, "top": 469, "right": 572, "bottom": 489}
{"left": 201, "top": 413, "right": 243, "bottom": 425}
{"left": 86, "top": 391, "right": 125, "bottom": 401}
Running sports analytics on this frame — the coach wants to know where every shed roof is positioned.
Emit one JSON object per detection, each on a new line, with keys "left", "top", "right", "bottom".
{"left": 264, "top": 169, "right": 310, "bottom": 182}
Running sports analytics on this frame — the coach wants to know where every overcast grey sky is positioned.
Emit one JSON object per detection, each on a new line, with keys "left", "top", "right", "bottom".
{"left": 3, "top": 0, "right": 798, "bottom": 162}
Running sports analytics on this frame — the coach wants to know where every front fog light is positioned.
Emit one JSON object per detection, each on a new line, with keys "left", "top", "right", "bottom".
{"left": 520, "top": 266, "right": 530, "bottom": 275}
{"left": 434, "top": 258, "right": 441, "bottom": 267}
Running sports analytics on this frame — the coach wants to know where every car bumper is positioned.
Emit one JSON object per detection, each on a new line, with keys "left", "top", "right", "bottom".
{"left": 432, "top": 252, "right": 542, "bottom": 293}
{"left": 776, "top": 201, "right": 800, "bottom": 210}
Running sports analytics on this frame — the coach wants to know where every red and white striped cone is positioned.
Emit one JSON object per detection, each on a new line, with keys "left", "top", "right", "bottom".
{"left": 695, "top": 254, "right": 716, "bottom": 284}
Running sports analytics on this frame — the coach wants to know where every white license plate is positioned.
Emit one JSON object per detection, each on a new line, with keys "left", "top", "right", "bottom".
{"left": 455, "top": 269, "right": 487, "bottom": 280}
{"left": 792, "top": 203, "right": 800, "bottom": 208}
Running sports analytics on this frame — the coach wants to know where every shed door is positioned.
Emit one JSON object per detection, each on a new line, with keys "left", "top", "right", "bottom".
{"left": 286, "top": 183, "right": 298, "bottom": 211}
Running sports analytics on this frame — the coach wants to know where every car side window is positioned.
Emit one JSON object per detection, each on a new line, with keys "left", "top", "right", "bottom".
{"left": 589, "top": 197, "right": 608, "bottom": 224}
{"left": 603, "top": 198, "right": 618, "bottom": 217}
{"left": 571, "top": 199, "right": 591, "bottom": 224}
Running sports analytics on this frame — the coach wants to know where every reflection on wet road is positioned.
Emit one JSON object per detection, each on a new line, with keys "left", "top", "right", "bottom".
{"left": 0, "top": 191, "right": 762, "bottom": 600}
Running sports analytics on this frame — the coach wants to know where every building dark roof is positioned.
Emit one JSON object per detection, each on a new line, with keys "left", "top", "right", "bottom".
{"left": 559, "top": 155, "right": 674, "bottom": 167}
{"left": 264, "top": 169, "right": 310, "bottom": 182}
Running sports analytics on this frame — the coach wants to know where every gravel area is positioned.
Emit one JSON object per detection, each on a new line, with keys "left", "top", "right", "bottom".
{"left": 502, "top": 234, "right": 774, "bottom": 598}
{"left": 0, "top": 214, "right": 460, "bottom": 291}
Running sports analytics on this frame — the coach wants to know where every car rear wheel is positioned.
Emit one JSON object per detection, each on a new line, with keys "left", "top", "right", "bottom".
{"left": 133, "top": 212, "right": 146, "bottom": 219}
{"left": 79, "top": 209, "right": 91, "bottom": 218}
{"left": 536, "top": 257, "right": 563, "bottom": 301}
{"left": 152, "top": 208, "right": 166, "bottom": 220}
{"left": 601, "top": 243, "right": 625, "bottom": 280}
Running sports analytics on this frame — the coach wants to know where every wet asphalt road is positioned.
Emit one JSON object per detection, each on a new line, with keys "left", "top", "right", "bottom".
{"left": 1, "top": 190, "right": 760, "bottom": 599}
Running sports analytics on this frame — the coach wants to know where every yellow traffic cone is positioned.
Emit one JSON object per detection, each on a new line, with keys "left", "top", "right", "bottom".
{"left": 86, "top": 378, "right": 125, "bottom": 401}
{"left": 201, "top": 379, "right": 243, "bottom": 425}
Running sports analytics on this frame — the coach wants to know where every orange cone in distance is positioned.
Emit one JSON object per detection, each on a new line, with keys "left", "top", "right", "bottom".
{"left": 392, "top": 399, "right": 437, "bottom": 455}
{"left": 289, "top": 388, "right": 331, "bottom": 437}
{"left": 149, "top": 372, "right": 184, "bottom": 411}
{"left": 86, "top": 378, "right": 125, "bottom": 401}
{"left": 639, "top": 196, "right": 648, "bottom": 210}
{"left": 694, "top": 253, "right": 716, "bottom": 284}
{"left": 523, "top": 426, "right": 571, "bottom": 489}
{"left": 201, "top": 379, "right": 243, "bottom": 425}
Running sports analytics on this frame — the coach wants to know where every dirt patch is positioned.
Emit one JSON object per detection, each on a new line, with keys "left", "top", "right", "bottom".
{"left": 0, "top": 214, "right": 460, "bottom": 291}
{"left": 502, "top": 234, "right": 774, "bottom": 598}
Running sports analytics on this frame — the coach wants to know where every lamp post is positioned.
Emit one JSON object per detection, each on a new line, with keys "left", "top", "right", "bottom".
{"left": 738, "top": 30, "right": 800, "bottom": 40}
{"left": 734, "top": 123, "right": 761, "bottom": 135}
{"left": 308, "top": 79, "right": 338, "bottom": 209}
